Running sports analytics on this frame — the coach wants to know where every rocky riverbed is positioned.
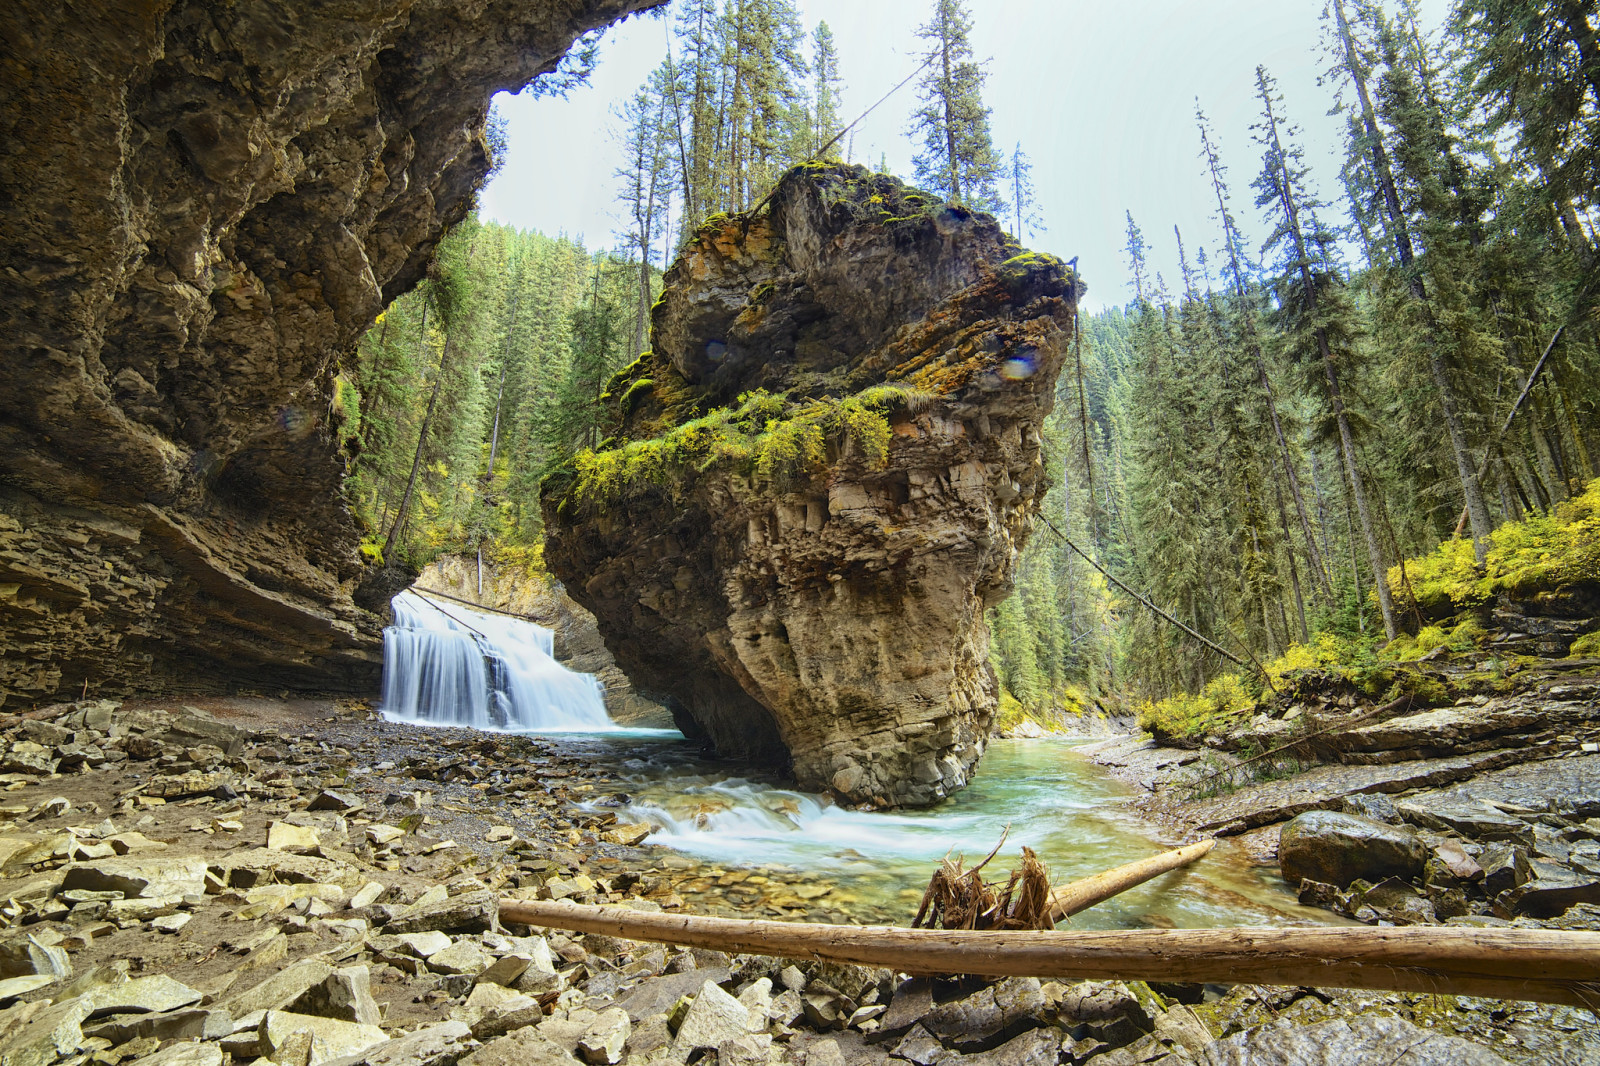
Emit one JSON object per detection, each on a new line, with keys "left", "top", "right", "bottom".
{"left": 0, "top": 696, "right": 1593, "bottom": 1065}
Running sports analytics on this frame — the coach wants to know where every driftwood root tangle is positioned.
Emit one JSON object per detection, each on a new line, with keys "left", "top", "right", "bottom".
{"left": 498, "top": 898, "right": 1600, "bottom": 1010}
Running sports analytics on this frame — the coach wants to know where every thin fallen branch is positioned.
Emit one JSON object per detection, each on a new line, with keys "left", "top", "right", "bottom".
{"left": 1048, "top": 840, "right": 1215, "bottom": 923}
{"left": 1039, "top": 516, "right": 1246, "bottom": 668}
{"left": 497, "top": 899, "right": 1600, "bottom": 1009}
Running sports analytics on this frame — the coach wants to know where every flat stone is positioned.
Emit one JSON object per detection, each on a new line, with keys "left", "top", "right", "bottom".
{"left": 130, "top": 1042, "right": 224, "bottom": 1066}
{"left": 0, "top": 974, "right": 54, "bottom": 1000}
{"left": 1396, "top": 797, "right": 1531, "bottom": 841}
{"left": 1279, "top": 811, "right": 1428, "bottom": 888}
{"left": 350, "top": 881, "right": 386, "bottom": 910}
{"left": 261, "top": 1009, "right": 389, "bottom": 1062}
{"left": 1189, "top": 751, "right": 1520, "bottom": 834}
{"left": 60, "top": 855, "right": 208, "bottom": 899}
{"left": 891, "top": 1024, "right": 955, "bottom": 1066}
{"left": 266, "top": 820, "right": 321, "bottom": 853}
{"left": 0, "top": 933, "right": 71, "bottom": 980}
{"left": 224, "top": 958, "right": 335, "bottom": 1016}
{"left": 1198, "top": 1013, "right": 1506, "bottom": 1064}
{"left": 673, "top": 980, "right": 752, "bottom": 1053}
{"left": 0, "top": 997, "right": 92, "bottom": 1066}
{"left": 452, "top": 982, "right": 537, "bottom": 1031}
{"left": 85, "top": 973, "right": 202, "bottom": 1016}
{"left": 961, "top": 1027, "right": 1062, "bottom": 1066}
{"left": 601, "top": 823, "right": 652, "bottom": 847}
{"left": 805, "top": 1037, "right": 847, "bottom": 1066}
{"left": 426, "top": 938, "right": 494, "bottom": 976}
{"left": 881, "top": 977, "right": 934, "bottom": 1033}
{"left": 394, "top": 931, "right": 453, "bottom": 958}
{"left": 84, "top": 1005, "right": 234, "bottom": 1045}
{"left": 1503, "top": 860, "right": 1600, "bottom": 918}
{"left": 476, "top": 953, "right": 532, "bottom": 988}
{"left": 309, "top": 789, "right": 365, "bottom": 813}
{"left": 600, "top": 966, "right": 731, "bottom": 1022}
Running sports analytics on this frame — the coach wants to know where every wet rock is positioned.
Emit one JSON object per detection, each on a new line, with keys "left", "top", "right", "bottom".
{"left": 1351, "top": 877, "right": 1437, "bottom": 925}
{"left": 1396, "top": 797, "right": 1531, "bottom": 843}
{"left": 1197, "top": 1013, "right": 1507, "bottom": 1064}
{"left": 1278, "top": 811, "right": 1427, "bottom": 888}
{"left": 1500, "top": 859, "right": 1600, "bottom": 918}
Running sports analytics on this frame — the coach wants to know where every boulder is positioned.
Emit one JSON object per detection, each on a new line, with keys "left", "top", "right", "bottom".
{"left": 672, "top": 980, "right": 754, "bottom": 1054}
{"left": 542, "top": 164, "right": 1081, "bottom": 806}
{"left": 1198, "top": 1013, "right": 1506, "bottom": 1064}
{"left": 462, "top": 1026, "right": 582, "bottom": 1066}
{"left": 260, "top": 1010, "right": 389, "bottom": 1062}
{"left": 288, "top": 965, "right": 382, "bottom": 1025}
{"left": 1279, "top": 811, "right": 1427, "bottom": 888}
{"left": 386, "top": 889, "right": 499, "bottom": 934}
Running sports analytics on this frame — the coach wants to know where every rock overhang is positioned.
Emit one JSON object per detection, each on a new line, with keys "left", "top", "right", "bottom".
{"left": 543, "top": 163, "right": 1082, "bottom": 807}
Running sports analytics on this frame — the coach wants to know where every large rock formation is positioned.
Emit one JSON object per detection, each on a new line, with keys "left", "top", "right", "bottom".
{"left": 542, "top": 165, "right": 1080, "bottom": 806}
{"left": 0, "top": 0, "right": 661, "bottom": 708}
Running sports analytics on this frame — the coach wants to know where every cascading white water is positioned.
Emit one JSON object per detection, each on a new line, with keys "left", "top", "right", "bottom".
{"left": 381, "top": 589, "right": 615, "bottom": 732}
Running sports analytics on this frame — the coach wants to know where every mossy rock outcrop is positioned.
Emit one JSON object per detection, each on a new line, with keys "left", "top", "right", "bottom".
{"left": 542, "top": 164, "right": 1082, "bottom": 806}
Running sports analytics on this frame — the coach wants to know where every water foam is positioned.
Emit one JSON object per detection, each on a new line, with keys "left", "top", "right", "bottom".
{"left": 380, "top": 589, "right": 614, "bottom": 732}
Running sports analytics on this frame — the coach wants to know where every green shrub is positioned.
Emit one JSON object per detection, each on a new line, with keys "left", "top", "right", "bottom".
{"left": 1138, "top": 673, "right": 1255, "bottom": 742}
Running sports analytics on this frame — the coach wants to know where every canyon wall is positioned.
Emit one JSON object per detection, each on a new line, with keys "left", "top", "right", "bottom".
{"left": 543, "top": 165, "right": 1081, "bottom": 806}
{"left": 0, "top": 0, "right": 661, "bottom": 708}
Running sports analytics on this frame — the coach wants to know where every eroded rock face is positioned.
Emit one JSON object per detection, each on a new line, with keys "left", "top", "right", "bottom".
{"left": 0, "top": 0, "right": 661, "bottom": 707}
{"left": 542, "top": 165, "right": 1080, "bottom": 806}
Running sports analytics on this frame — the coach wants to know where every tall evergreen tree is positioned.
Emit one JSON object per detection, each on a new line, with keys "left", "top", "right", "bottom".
{"left": 908, "top": 0, "right": 1004, "bottom": 212}
{"left": 1009, "top": 143, "right": 1044, "bottom": 241}
{"left": 811, "top": 21, "right": 844, "bottom": 157}
{"left": 1251, "top": 65, "right": 1399, "bottom": 639}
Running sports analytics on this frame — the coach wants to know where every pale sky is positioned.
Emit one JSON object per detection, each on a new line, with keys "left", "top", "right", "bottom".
{"left": 481, "top": 0, "right": 1453, "bottom": 310}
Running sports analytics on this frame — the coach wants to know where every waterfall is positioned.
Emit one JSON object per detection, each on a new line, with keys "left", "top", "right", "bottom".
{"left": 380, "top": 589, "right": 615, "bottom": 732}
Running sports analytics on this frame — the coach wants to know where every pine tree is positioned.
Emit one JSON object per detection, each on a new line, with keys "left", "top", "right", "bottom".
{"left": 1329, "top": 0, "right": 1495, "bottom": 562}
{"left": 908, "top": 0, "right": 1004, "bottom": 212}
{"left": 1009, "top": 143, "right": 1044, "bottom": 241}
{"left": 1251, "top": 65, "right": 1398, "bottom": 639}
{"left": 811, "top": 21, "right": 844, "bottom": 157}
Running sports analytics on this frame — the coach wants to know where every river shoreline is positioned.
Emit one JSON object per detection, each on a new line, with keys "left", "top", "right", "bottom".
{"left": 0, "top": 694, "right": 1591, "bottom": 1065}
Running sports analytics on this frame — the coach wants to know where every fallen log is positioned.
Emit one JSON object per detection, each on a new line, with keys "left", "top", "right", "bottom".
{"left": 498, "top": 898, "right": 1600, "bottom": 1009}
{"left": 1048, "top": 839, "right": 1215, "bottom": 923}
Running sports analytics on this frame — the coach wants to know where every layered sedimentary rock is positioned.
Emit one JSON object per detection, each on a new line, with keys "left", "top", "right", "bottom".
{"left": 0, "top": 0, "right": 660, "bottom": 708}
{"left": 543, "top": 165, "right": 1080, "bottom": 806}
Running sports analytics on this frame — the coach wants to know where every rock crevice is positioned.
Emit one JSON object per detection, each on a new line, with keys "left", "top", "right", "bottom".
{"left": 543, "top": 165, "right": 1080, "bottom": 806}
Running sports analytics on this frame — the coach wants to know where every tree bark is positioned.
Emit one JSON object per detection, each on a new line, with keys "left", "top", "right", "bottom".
{"left": 498, "top": 899, "right": 1600, "bottom": 1008}
{"left": 1048, "top": 840, "right": 1214, "bottom": 923}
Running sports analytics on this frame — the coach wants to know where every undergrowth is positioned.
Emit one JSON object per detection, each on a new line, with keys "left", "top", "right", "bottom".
{"left": 1392, "top": 477, "right": 1600, "bottom": 612}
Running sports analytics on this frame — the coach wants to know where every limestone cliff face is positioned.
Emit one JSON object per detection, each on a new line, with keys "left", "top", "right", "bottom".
{"left": 0, "top": 0, "right": 660, "bottom": 708}
{"left": 542, "top": 165, "right": 1080, "bottom": 806}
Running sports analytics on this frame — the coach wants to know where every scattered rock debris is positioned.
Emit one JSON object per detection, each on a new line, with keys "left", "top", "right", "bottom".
{"left": 0, "top": 695, "right": 1586, "bottom": 1065}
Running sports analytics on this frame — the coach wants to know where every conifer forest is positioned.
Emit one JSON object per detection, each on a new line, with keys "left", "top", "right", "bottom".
{"left": 344, "top": 0, "right": 1600, "bottom": 730}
